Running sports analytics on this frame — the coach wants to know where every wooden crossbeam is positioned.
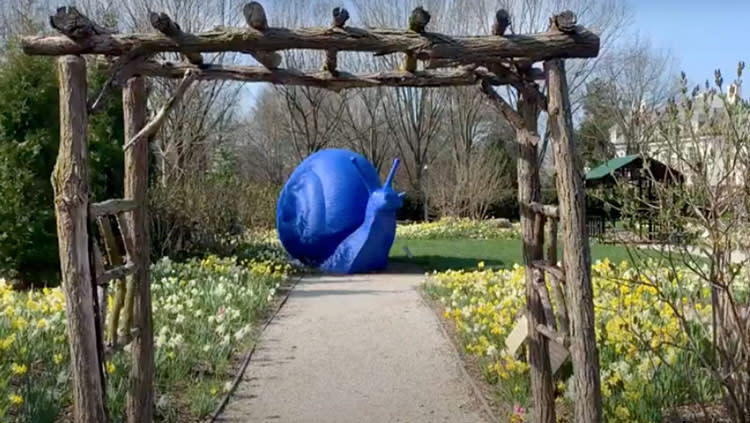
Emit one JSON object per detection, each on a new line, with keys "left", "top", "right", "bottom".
{"left": 90, "top": 199, "right": 137, "bottom": 218}
{"left": 98, "top": 263, "right": 136, "bottom": 286}
{"left": 536, "top": 324, "right": 570, "bottom": 348}
{"left": 505, "top": 315, "right": 570, "bottom": 375}
{"left": 531, "top": 260, "right": 565, "bottom": 282}
{"left": 528, "top": 201, "right": 559, "bottom": 219}
{"left": 132, "top": 61, "right": 526, "bottom": 89}
{"left": 22, "top": 17, "right": 600, "bottom": 64}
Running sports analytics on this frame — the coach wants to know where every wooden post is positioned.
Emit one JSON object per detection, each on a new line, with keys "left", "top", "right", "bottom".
{"left": 97, "top": 217, "right": 126, "bottom": 345}
{"left": 123, "top": 77, "right": 154, "bottom": 423}
{"left": 54, "top": 55, "right": 107, "bottom": 423}
{"left": 516, "top": 89, "right": 556, "bottom": 423}
{"left": 242, "top": 2, "right": 282, "bottom": 69}
{"left": 323, "top": 7, "right": 349, "bottom": 74}
{"left": 403, "top": 6, "right": 431, "bottom": 72}
{"left": 545, "top": 217, "right": 570, "bottom": 336}
{"left": 545, "top": 58, "right": 602, "bottom": 423}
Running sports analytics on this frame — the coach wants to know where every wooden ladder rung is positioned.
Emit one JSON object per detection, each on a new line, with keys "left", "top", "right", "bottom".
{"left": 527, "top": 202, "right": 559, "bottom": 219}
{"left": 104, "top": 327, "right": 140, "bottom": 358}
{"left": 536, "top": 324, "right": 569, "bottom": 348}
{"left": 90, "top": 199, "right": 137, "bottom": 218}
{"left": 98, "top": 262, "right": 135, "bottom": 285}
{"left": 530, "top": 260, "right": 565, "bottom": 282}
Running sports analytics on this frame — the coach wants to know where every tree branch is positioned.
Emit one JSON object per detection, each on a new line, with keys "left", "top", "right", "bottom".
{"left": 23, "top": 20, "right": 600, "bottom": 65}
{"left": 49, "top": 6, "right": 110, "bottom": 41}
{"left": 123, "top": 70, "right": 197, "bottom": 151}
{"left": 480, "top": 79, "right": 525, "bottom": 129}
{"left": 149, "top": 11, "right": 203, "bottom": 65}
{"left": 131, "top": 61, "right": 527, "bottom": 89}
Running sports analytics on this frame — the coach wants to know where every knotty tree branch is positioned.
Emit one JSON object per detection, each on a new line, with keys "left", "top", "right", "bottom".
{"left": 23, "top": 18, "right": 601, "bottom": 66}
{"left": 242, "top": 2, "right": 281, "bottom": 69}
{"left": 123, "top": 70, "right": 198, "bottom": 151}
{"left": 480, "top": 79, "right": 524, "bottom": 129}
{"left": 149, "top": 11, "right": 203, "bottom": 65}
{"left": 132, "top": 61, "right": 526, "bottom": 89}
{"left": 50, "top": 6, "right": 110, "bottom": 41}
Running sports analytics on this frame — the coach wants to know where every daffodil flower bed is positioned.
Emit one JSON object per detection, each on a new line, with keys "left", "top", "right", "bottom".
{"left": 397, "top": 217, "right": 519, "bottom": 240}
{"left": 425, "top": 259, "right": 720, "bottom": 422}
{"left": 1, "top": 250, "right": 291, "bottom": 422}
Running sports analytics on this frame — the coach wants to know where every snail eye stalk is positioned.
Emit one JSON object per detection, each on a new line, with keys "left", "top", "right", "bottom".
{"left": 384, "top": 158, "right": 400, "bottom": 188}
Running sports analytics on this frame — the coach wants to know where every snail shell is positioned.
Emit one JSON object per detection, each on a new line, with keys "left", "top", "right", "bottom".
{"left": 276, "top": 149, "right": 380, "bottom": 266}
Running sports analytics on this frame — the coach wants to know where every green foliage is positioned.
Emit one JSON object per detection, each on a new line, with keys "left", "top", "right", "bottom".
{"left": 0, "top": 251, "right": 290, "bottom": 422}
{"left": 426, "top": 260, "right": 719, "bottom": 422}
{"left": 0, "top": 44, "right": 124, "bottom": 284}
{"left": 396, "top": 217, "right": 519, "bottom": 240}
{"left": 149, "top": 174, "right": 278, "bottom": 259}
{"left": 0, "top": 45, "right": 61, "bottom": 283}
{"left": 390, "top": 237, "right": 634, "bottom": 272}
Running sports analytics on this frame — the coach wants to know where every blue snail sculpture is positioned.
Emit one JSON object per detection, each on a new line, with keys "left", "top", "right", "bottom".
{"left": 276, "top": 149, "right": 403, "bottom": 274}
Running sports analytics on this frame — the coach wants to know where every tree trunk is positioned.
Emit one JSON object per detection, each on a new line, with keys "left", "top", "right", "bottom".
{"left": 123, "top": 77, "right": 155, "bottom": 423}
{"left": 54, "top": 55, "right": 107, "bottom": 423}
{"left": 517, "top": 91, "right": 556, "bottom": 423}
{"left": 545, "top": 59, "right": 602, "bottom": 423}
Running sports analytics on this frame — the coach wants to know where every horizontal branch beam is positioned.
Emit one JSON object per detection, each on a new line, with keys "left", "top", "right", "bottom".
{"left": 22, "top": 22, "right": 599, "bottom": 64}
{"left": 536, "top": 324, "right": 569, "bottom": 348}
{"left": 132, "top": 61, "right": 519, "bottom": 88}
{"left": 528, "top": 201, "right": 559, "bottom": 219}
{"left": 530, "top": 260, "right": 566, "bottom": 282}
{"left": 90, "top": 199, "right": 137, "bottom": 218}
{"left": 98, "top": 263, "right": 136, "bottom": 285}
{"left": 123, "top": 70, "right": 197, "bottom": 151}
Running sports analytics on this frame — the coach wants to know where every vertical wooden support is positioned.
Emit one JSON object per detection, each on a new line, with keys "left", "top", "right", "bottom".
{"left": 123, "top": 77, "right": 154, "bottom": 423}
{"left": 517, "top": 91, "right": 556, "bottom": 423}
{"left": 323, "top": 7, "right": 349, "bottom": 74}
{"left": 403, "top": 6, "right": 430, "bottom": 72}
{"left": 545, "top": 58, "right": 602, "bottom": 423}
{"left": 98, "top": 217, "right": 126, "bottom": 345}
{"left": 54, "top": 55, "right": 107, "bottom": 423}
{"left": 242, "top": 2, "right": 282, "bottom": 69}
{"left": 545, "top": 217, "right": 570, "bottom": 336}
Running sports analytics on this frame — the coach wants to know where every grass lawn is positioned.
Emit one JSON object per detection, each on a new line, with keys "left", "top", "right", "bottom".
{"left": 390, "top": 238, "right": 634, "bottom": 271}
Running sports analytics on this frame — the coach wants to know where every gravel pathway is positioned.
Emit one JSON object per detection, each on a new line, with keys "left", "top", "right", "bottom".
{"left": 216, "top": 268, "right": 491, "bottom": 423}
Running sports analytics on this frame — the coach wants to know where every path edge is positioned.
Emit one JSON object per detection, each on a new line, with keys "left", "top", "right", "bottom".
{"left": 417, "top": 284, "right": 500, "bottom": 423}
{"left": 206, "top": 274, "right": 302, "bottom": 423}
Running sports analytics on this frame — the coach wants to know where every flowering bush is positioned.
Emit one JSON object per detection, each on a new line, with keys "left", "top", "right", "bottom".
{"left": 397, "top": 217, "right": 519, "bottom": 240}
{"left": 426, "top": 259, "right": 718, "bottom": 422}
{"left": 0, "top": 253, "right": 290, "bottom": 422}
{"left": 0, "top": 281, "right": 68, "bottom": 421}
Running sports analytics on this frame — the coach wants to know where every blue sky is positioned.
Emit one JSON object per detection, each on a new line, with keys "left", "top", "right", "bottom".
{"left": 630, "top": 0, "right": 747, "bottom": 86}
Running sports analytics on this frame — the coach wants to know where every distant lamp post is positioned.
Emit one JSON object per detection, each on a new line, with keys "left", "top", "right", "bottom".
{"left": 422, "top": 164, "right": 429, "bottom": 222}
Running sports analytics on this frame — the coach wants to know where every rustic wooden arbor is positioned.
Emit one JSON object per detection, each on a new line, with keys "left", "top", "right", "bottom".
{"left": 22, "top": 3, "right": 601, "bottom": 423}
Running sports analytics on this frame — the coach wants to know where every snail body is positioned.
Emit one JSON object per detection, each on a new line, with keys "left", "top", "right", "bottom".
{"left": 276, "top": 149, "right": 403, "bottom": 274}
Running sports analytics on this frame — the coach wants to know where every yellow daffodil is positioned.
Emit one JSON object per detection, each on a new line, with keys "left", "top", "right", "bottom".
{"left": 8, "top": 393, "right": 23, "bottom": 406}
{"left": 11, "top": 363, "right": 27, "bottom": 376}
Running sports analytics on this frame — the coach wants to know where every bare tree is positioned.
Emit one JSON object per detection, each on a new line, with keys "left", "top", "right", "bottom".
{"left": 237, "top": 86, "right": 296, "bottom": 185}
{"left": 425, "top": 86, "right": 512, "bottom": 217}
{"left": 589, "top": 35, "right": 678, "bottom": 155}
{"left": 117, "top": 0, "right": 246, "bottom": 185}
